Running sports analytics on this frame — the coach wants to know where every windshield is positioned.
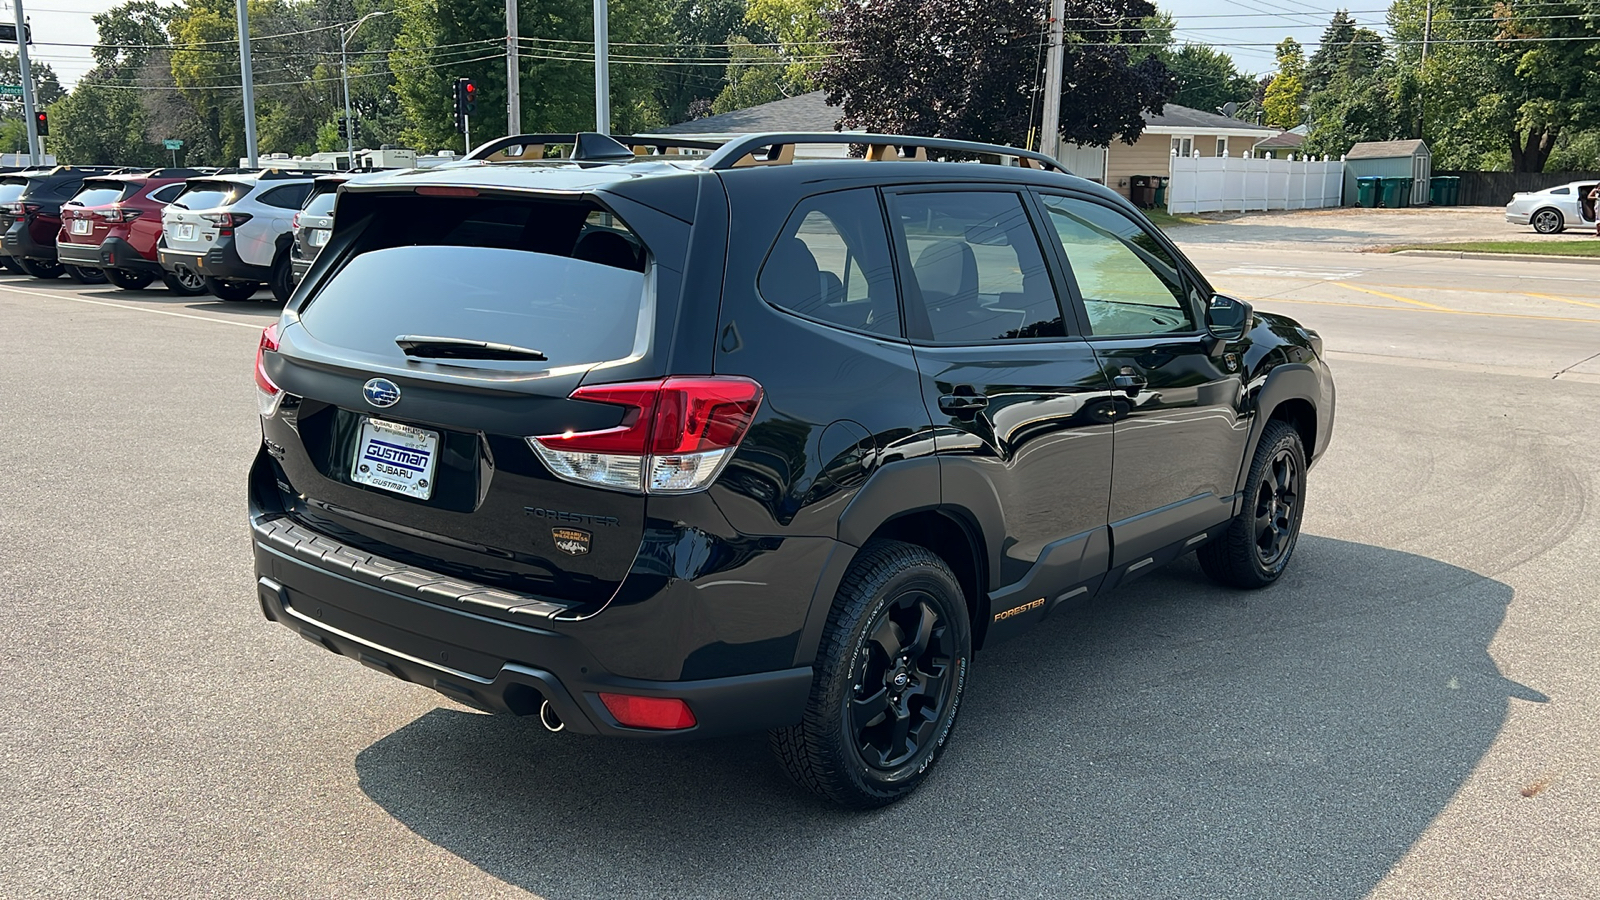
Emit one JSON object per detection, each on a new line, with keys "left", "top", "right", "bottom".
{"left": 302, "top": 190, "right": 337, "bottom": 217}
{"left": 300, "top": 244, "right": 649, "bottom": 370}
{"left": 68, "top": 183, "right": 132, "bottom": 207}
{"left": 172, "top": 181, "right": 242, "bottom": 210}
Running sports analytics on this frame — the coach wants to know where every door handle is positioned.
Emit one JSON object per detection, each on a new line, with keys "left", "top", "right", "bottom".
{"left": 939, "top": 388, "right": 990, "bottom": 413}
{"left": 1112, "top": 368, "right": 1147, "bottom": 395}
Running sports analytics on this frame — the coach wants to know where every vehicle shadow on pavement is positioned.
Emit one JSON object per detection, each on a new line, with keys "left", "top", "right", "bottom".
{"left": 354, "top": 535, "right": 1535, "bottom": 900}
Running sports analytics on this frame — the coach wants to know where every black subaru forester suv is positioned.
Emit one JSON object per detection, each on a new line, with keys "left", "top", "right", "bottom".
{"left": 251, "top": 132, "right": 1334, "bottom": 808}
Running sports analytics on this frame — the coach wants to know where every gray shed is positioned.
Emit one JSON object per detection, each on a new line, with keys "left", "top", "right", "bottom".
{"left": 1343, "top": 139, "right": 1432, "bottom": 206}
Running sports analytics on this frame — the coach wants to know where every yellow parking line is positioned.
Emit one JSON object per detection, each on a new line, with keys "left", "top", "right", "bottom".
{"left": 1522, "top": 291, "right": 1600, "bottom": 310}
{"left": 1332, "top": 281, "right": 1454, "bottom": 310}
{"left": 1248, "top": 295, "right": 1600, "bottom": 326}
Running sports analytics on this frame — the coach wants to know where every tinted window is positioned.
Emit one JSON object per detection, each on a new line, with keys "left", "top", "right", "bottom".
{"left": 68, "top": 182, "right": 132, "bottom": 207}
{"left": 1553, "top": 187, "right": 1571, "bottom": 195}
{"left": 172, "top": 181, "right": 242, "bottom": 210}
{"left": 149, "top": 184, "right": 184, "bottom": 204}
{"left": 758, "top": 189, "right": 899, "bottom": 336}
{"left": 0, "top": 179, "right": 26, "bottom": 203}
{"left": 301, "top": 197, "right": 650, "bottom": 369}
{"left": 50, "top": 179, "right": 84, "bottom": 199}
{"left": 1039, "top": 195, "right": 1196, "bottom": 336}
{"left": 302, "top": 189, "right": 338, "bottom": 217}
{"left": 260, "top": 184, "right": 312, "bottom": 209}
{"left": 890, "top": 191, "right": 1063, "bottom": 342}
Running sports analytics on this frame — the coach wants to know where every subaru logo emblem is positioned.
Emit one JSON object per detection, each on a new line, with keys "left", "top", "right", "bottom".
{"left": 363, "top": 378, "right": 400, "bottom": 408}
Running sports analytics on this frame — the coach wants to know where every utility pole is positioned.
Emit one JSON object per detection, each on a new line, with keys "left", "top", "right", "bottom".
{"left": 236, "top": 0, "right": 258, "bottom": 167}
{"left": 1038, "top": 0, "right": 1065, "bottom": 160}
{"left": 1419, "top": 0, "right": 1432, "bottom": 139}
{"left": 593, "top": 0, "right": 610, "bottom": 133}
{"left": 341, "top": 12, "right": 390, "bottom": 170}
{"left": 13, "top": 0, "right": 39, "bottom": 165}
{"left": 506, "top": 0, "right": 520, "bottom": 135}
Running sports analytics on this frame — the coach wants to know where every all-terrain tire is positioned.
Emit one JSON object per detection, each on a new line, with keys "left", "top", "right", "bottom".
{"left": 1198, "top": 419, "right": 1308, "bottom": 589}
{"left": 162, "top": 267, "right": 207, "bottom": 295}
{"left": 204, "top": 277, "right": 260, "bottom": 301}
{"left": 769, "top": 540, "right": 971, "bottom": 809}
{"left": 269, "top": 252, "right": 294, "bottom": 304}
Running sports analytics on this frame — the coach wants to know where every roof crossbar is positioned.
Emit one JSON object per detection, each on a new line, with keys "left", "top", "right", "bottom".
{"left": 466, "top": 132, "right": 728, "bottom": 163}
{"left": 699, "top": 132, "right": 1070, "bottom": 173}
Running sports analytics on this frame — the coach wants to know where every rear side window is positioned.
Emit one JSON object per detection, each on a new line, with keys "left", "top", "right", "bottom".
{"left": 171, "top": 181, "right": 242, "bottom": 210}
{"left": 300, "top": 196, "right": 651, "bottom": 370}
{"left": 758, "top": 189, "right": 899, "bottom": 337}
{"left": 260, "top": 184, "right": 312, "bottom": 209}
{"left": 889, "top": 191, "right": 1064, "bottom": 342}
{"left": 149, "top": 184, "right": 184, "bottom": 204}
{"left": 68, "top": 182, "right": 132, "bottom": 207}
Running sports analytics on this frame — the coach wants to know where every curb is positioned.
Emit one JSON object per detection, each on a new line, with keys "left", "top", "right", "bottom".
{"left": 1391, "top": 249, "right": 1600, "bottom": 265}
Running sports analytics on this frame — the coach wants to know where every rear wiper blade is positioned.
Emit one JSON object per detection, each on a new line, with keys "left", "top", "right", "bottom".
{"left": 395, "top": 335, "right": 547, "bottom": 361}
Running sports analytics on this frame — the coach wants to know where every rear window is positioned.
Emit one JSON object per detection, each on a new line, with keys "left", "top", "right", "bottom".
{"left": 302, "top": 189, "right": 338, "bottom": 217}
{"left": 171, "top": 180, "right": 243, "bottom": 210}
{"left": 68, "top": 182, "right": 133, "bottom": 207}
{"left": 300, "top": 196, "right": 651, "bottom": 369}
{"left": 0, "top": 178, "right": 26, "bottom": 203}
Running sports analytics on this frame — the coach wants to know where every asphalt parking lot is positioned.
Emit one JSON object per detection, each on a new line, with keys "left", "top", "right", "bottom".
{"left": 3, "top": 222, "right": 1599, "bottom": 898}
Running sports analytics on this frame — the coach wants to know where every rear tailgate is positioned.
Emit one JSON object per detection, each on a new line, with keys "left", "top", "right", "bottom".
{"left": 259, "top": 190, "right": 672, "bottom": 614}
{"left": 60, "top": 179, "right": 131, "bottom": 247}
{"left": 163, "top": 180, "right": 240, "bottom": 253}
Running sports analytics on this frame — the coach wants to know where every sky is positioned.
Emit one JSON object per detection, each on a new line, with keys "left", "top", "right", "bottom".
{"left": 14, "top": 0, "right": 1383, "bottom": 90}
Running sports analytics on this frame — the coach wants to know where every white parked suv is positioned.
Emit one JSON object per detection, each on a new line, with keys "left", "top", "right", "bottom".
{"left": 158, "top": 170, "right": 317, "bottom": 302}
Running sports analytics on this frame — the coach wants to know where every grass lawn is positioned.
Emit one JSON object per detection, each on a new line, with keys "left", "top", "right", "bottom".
{"left": 1144, "top": 208, "right": 1210, "bottom": 228}
{"left": 1389, "top": 240, "right": 1600, "bottom": 257}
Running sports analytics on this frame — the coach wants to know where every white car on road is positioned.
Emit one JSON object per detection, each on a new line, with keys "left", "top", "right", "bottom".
{"left": 158, "top": 170, "right": 316, "bottom": 302}
{"left": 1505, "top": 180, "right": 1599, "bottom": 234}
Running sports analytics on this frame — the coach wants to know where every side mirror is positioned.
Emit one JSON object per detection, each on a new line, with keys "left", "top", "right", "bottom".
{"left": 1205, "top": 294, "right": 1253, "bottom": 341}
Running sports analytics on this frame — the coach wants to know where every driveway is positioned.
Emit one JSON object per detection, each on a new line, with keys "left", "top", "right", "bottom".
{"left": 1167, "top": 206, "right": 1599, "bottom": 251}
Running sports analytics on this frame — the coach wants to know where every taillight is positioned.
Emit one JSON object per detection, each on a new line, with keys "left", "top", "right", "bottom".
{"left": 21, "top": 202, "right": 39, "bottom": 217}
{"left": 203, "top": 211, "right": 252, "bottom": 235}
{"left": 528, "top": 376, "right": 763, "bottom": 494}
{"left": 255, "top": 323, "right": 282, "bottom": 418}
{"left": 598, "top": 693, "right": 697, "bottom": 730}
{"left": 102, "top": 207, "right": 141, "bottom": 223}
{"left": 291, "top": 212, "right": 300, "bottom": 230}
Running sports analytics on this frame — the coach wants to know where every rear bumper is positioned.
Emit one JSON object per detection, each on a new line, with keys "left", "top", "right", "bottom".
{"left": 1505, "top": 211, "right": 1531, "bottom": 225}
{"left": 4, "top": 220, "right": 55, "bottom": 261}
{"left": 87, "top": 236, "right": 164, "bottom": 274}
{"left": 253, "top": 529, "right": 814, "bottom": 738}
{"left": 56, "top": 240, "right": 106, "bottom": 268}
{"left": 290, "top": 255, "right": 312, "bottom": 283}
{"left": 159, "top": 235, "right": 271, "bottom": 282}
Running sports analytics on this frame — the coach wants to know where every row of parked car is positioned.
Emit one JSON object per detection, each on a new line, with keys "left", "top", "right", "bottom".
{"left": 0, "top": 164, "right": 347, "bottom": 301}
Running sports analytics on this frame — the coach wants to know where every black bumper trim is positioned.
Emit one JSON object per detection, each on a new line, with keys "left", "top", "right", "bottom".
{"left": 256, "top": 567, "right": 814, "bottom": 738}
{"left": 158, "top": 237, "right": 271, "bottom": 283}
{"left": 99, "top": 237, "right": 164, "bottom": 274}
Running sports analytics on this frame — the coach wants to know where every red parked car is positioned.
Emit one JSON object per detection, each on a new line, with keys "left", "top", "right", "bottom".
{"left": 57, "top": 168, "right": 213, "bottom": 293}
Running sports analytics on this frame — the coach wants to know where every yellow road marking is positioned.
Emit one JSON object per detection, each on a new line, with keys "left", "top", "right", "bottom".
{"left": 1331, "top": 281, "right": 1454, "bottom": 311}
{"left": 1248, "top": 295, "right": 1600, "bottom": 326}
{"left": 1522, "top": 291, "right": 1600, "bottom": 310}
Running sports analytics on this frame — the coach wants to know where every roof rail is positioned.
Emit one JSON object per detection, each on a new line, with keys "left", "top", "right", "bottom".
{"left": 465, "top": 132, "right": 728, "bottom": 163}
{"left": 699, "top": 132, "right": 1069, "bottom": 174}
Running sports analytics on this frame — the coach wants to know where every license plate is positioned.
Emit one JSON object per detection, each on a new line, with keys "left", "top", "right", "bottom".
{"left": 308, "top": 228, "right": 330, "bottom": 247}
{"left": 175, "top": 223, "right": 195, "bottom": 241}
{"left": 70, "top": 219, "right": 91, "bottom": 235}
{"left": 352, "top": 418, "right": 439, "bottom": 500}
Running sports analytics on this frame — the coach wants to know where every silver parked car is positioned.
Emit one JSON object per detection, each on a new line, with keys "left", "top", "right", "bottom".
{"left": 1505, "top": 181, "right": 1599, "bottom": 234}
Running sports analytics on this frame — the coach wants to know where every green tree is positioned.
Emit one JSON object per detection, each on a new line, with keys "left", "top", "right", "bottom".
{"left": 1262, "top": 38, "right": 1305, "bottom": 128}
{"left": 1306, "top": 10, "right": 1356, "bottom": 94}
{"left": 1167, "top": 44, "right": 1255, "bottom": 114}
{"left": 712, "top": 37, "right": 791, "bottom": 114}
{"left": 1303, "top": 27, "right": 1397, "bottom": 157}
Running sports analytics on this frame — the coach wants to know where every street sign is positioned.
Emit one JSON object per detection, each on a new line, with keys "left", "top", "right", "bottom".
{"left": 0, "top": 85, "right": 23, "bottom": 97}
{"left": 163, "top": 139, "right": 183, "bottom": 150}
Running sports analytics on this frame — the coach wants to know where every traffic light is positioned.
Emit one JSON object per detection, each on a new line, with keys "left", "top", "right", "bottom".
{"left": 453, "top": 77, "right": 477, "bottom": 134}
{"left": 336, "top": 116, "right": 350, "bottom": 140}
{"left": 34, "top": 110, "right": 46, "bottom": 136}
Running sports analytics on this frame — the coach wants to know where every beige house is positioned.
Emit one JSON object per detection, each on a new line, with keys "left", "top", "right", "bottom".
{"left": 1061, "top": 104, "right": 1280, "bottom": 201}
{"left": 658, "top": 93, "right": 1278, "bottom": 204}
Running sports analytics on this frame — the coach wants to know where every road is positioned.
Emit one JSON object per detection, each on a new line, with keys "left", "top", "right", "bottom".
{"left": 2, "top": 243, "right": 1598, "bottom": 899}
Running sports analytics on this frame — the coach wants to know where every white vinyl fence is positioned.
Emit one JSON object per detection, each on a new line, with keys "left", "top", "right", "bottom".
{"left": 1167, "top": 153, "right": 1345, "bottom": 214}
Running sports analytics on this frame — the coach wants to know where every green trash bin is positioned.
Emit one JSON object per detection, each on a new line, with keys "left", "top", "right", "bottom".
{"left": 1356, "top": 176, "right": 1380, "bottom": 208}
{"left": 1430, "top": 176, "right": 1447, "bottom": 205}
{"left": 1401, "top": 177, "right": 1414, "bottom": 208}
{"left": 1379, "top": 176, "right": 1405, "bottom": 208}
{"left": 1154, "top": 176, "right": 1170, "bottom": 208}
{"left": 1444, "top": 176, "right": 1461, "bottom": 206}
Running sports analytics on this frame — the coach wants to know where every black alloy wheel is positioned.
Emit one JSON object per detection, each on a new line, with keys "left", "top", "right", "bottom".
{"left": 64, "top": 264, "right": 107, "bottom": 285}
{"left": 770, "top": 540, "right": 970, "bottom": 808}
{"left": 17, "top": 257, "right": 63, "bottom": 279}
{"left": 849, "top": 593, "right": 958, "bottom": 770}
{"left": 1532, "top": 209, "right": 1564, "bottom": 234}
{"left": 162, "top": 266, "right": 207, "bottom": 296}
{"left": 105, "top": 268, "right": 154, "bottom": 291}
{"left": 1198, "top": 419, "right": 1307, "bottom": 589}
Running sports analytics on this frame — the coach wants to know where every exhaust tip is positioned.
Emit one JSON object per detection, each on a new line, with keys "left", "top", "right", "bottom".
{"left": 538, "top": 700, "right": 565, "bottom": 733}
